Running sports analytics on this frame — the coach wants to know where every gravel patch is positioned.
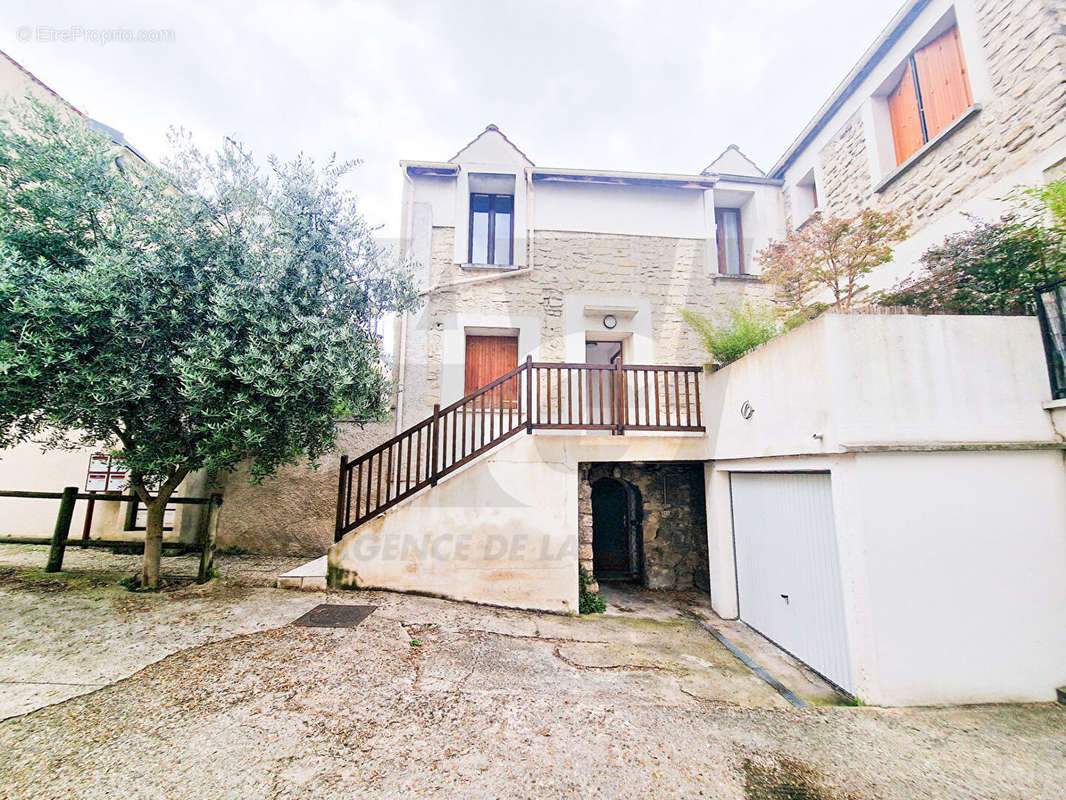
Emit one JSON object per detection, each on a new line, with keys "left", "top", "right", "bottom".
{"left": 0, "top": 549, "right": 1064, "bottom": 798}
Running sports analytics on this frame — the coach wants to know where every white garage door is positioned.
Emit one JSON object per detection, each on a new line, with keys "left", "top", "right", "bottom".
{"left": 730, "top": 472, "right": 852, "bottom": 692}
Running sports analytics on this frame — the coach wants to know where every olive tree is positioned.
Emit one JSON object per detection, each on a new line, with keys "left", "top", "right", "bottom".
{"left": 0, "top": 100, "right": 418, "bottom": 588}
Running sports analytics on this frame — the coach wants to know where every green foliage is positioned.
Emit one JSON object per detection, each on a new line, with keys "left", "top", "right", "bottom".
{"left": 0, "top": 99, "right": 419, "bottom": 587}
{"left": 680, "top": 303, "right": 780, "bottom": 366}
{"left": 1022, "top": 177, "right": 1066, "bottom": 231}
{"left": 409, "top": 638, "right": 422, "bottom": 648}
{"left": 119, "top": 574, "right": 158, "bottom": 593}
{"left": 578, "top": 566, "right": 606, "bottom": 615}
{"left": 876, "top": 214, "right": 1066, "bottom": 314}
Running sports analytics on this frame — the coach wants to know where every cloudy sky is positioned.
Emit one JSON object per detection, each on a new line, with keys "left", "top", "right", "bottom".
{"left": 0, "top": 0, "right": 898, "bottom": 237}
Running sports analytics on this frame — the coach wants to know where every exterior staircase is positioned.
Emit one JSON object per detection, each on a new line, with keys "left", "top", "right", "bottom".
{"left": 334, "top": 357, "right": 704, "bottom": 541}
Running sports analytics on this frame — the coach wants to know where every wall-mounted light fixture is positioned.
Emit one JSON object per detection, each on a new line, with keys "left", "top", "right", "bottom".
{"left": 602, "top": 314, "right": 617, "bottom": 330}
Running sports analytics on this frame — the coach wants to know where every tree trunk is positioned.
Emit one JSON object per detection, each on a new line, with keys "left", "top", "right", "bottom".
{"left": 141, "top": 499, "right": 166, "bottom": 589}
{"left": 132, "top": 467, "right": 188, "bottom": 590}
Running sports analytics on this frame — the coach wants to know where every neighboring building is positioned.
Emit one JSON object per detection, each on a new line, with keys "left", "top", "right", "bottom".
{"left": 773, "top": 0, "right": 1066, "bottom": 291}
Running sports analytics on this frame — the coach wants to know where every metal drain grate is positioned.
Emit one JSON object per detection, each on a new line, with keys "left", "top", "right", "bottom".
{"left": 291, "top": 604, "right": 376, "bottom": 628}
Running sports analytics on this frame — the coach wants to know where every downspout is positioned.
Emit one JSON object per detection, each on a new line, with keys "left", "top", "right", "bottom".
{"left": 395, "top": 167, "right": 416, "bottom": 434}
{"left": 526, "top": 166, "right": 535, "bottom": 274}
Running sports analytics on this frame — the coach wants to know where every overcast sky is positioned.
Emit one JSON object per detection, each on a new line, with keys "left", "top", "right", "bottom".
{"left": 0, "top": 0, "right": 899, "bottom": 237}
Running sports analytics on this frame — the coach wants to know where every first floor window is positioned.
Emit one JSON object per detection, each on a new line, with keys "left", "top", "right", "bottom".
{"left": 469, "top": 193, "right": 514, "bottom": 266}
{"left": 887, "top": 24, "right": 972, "bottom": 165}
{"left": 715, "top": 207, "right": 744, "bottom": 275}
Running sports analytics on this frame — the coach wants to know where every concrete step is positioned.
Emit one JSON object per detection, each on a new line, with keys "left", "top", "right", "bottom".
{"left": 277, "top": 555, "right": 328, "bottom": 591}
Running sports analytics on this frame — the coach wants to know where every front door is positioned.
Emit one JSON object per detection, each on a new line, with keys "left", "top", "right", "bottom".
{"left": 585, "top": 340, "right": 622, "bottom": 425}
{"left": 592, "top": 477, "right": 636, "bottom": 579}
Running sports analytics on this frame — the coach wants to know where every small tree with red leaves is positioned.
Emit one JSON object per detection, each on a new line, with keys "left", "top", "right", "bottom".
{"left": 757, "top": 209, "right": 909, "bottom": 316}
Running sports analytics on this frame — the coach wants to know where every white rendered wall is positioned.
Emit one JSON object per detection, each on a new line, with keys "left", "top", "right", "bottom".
{"left": 703, "top": 313, "right": 1059, "bottom": 460}
{"left": 532, "top": 181, "right": 707, "bottom": 239}
{"left": 329, "top": 431, "right": 708, "bottom": 613}
{"left": 701, "top": 313, "right": 1066, "bottom": 704}
{"left": 850, "top": 449, "right": 1066, "bottom": 704}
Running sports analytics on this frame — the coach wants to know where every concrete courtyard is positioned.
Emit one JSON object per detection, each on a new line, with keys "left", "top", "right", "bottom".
{"left": 0, "top": 545, "right": 1064, "bottom": 799}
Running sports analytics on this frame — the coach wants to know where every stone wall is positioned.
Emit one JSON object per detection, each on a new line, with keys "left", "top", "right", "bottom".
{"left": 808, "top": 0, "right": 1066, "bottom": 235}
{"left": 817, "top": 113, "right": 872, "bottom": 220}
{"left": 403, "top": 227, "right": 773, "bottom": 422}
{"left": 216, "top": 418, "right": 396, "bottom": 556}
{"left": 581, "top": 462, "right": 709, "bottom": 592}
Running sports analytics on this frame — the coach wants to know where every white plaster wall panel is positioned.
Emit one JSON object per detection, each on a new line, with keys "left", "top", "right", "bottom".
{"left": 532, "top": 181, "right": 708, "bottom": 239}
{"left": 410, "top": 176, "right": 457, "bottom": 228}
{"left": 702, "top": 317, "right": 836, "bottom": 459}
{"left": 852, "top": 449, "right": 1066, "bottom": 704}
{"left": 826, "top": 314, "right": 1058, "bottom": 444}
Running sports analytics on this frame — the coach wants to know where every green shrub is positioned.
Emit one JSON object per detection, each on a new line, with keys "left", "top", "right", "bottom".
{"left": 680, "top": 303, "right": 781, "bottom": 366}
{"left": 578, "top": 566, "right": 605, "bottom": 615}
{"left": 876, "top": 214, "right": 1066, "bottom": 314}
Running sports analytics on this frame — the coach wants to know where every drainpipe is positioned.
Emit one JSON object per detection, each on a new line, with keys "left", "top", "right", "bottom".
{"left": 395, "top": 167, "right": 416, "bottom": 434}
{"left": 526, "top": 166, "right": 535, "bottom": 273}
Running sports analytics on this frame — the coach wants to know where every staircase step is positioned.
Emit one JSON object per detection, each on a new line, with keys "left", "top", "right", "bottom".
{"left": 277, "top": 555, "right": 328, "bottom": 591}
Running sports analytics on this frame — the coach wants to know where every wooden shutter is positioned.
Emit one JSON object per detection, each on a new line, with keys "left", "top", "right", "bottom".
{"left": 914, "top": 25, "right": 972, "bottom": 140}
{"left": 464, "top": 335, "right": 518, "bottom": 404}
{"left": 888, "top": 61, "right": 924, "bottom": 165}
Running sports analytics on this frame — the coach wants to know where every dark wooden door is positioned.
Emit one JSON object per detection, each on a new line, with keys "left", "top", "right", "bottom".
{"left": 585, "top": 340, "right": 621, "bottom": 425}
{"left": 592, "top": 478, "right": 631, "bottom": 577}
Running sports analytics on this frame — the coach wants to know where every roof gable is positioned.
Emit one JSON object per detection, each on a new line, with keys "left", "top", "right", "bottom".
{"left": 701, "top": 144, "right": 765, "bottom": 177}
{"left": 449, "top": 124, "right": 534, "bottom": 166}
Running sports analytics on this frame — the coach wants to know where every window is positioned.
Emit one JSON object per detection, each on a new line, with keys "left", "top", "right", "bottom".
{"left": 464, "top": 334, "right": 518, "bottom": 405}
{"left": 795, "top": 169, "right": 819, "bottom": 222}
{"left": 715, "top": 207, "right": 744, "bottom": 275}
{"left": 887, "top": 24, "right": 972, "bottom": 165}
{"left": 469, "top": 193, "right": 514, "bottom": 266}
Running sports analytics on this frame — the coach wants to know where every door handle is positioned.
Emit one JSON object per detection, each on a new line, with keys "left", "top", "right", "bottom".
{"left": 780, "top": 594, "right": 790, "bottom": 605}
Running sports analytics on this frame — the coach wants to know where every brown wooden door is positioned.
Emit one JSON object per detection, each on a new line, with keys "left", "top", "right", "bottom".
{"left": 464, "top": 335, "right": 518, "bottom": 405}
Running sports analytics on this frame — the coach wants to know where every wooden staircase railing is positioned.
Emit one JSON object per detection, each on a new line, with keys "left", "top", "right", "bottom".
{"left": 334, "top": 357, "right": 703, "bottom": 539}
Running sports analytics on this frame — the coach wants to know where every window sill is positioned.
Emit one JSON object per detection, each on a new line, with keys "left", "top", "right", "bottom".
{"left": 797, "top": 208, "right": 822, "bottom": 229}
{"left": 713, "top": 272, "right": 761, "bottom": 282}
{"left": 874, "top": 103, "right": 982, "bottom": 194}
{"left": 459, "top": 263, "right": 519, "bottom": 272}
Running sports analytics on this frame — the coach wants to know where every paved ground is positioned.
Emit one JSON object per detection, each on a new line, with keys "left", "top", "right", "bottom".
{"left": 0, "top": 547, "right": 1064, "bottom": 799}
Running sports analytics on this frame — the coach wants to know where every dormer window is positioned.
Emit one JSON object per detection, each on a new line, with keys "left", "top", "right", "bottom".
{"left": 715, "top": 207, "right": 744, "bottom": 275}
{"left": 469, "top": 193, "right": 514, "bottom": 266}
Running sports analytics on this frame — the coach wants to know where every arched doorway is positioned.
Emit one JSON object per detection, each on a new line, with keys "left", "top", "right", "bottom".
{"left": 591, "top": 477, "right": 642, "bottom": 582}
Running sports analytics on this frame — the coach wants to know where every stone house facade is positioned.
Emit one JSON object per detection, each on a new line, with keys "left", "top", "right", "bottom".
{"left": 774, "top": 0, "right": 1066, "bottom": 292}
{"left": 235, "top": 0, "right": 1066, "bottom": 560}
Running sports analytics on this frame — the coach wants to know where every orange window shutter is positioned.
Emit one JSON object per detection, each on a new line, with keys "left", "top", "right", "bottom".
{"left": 888, "top": 61, "right": 924, "bottom": 165}
{"left": 914, "top": 25, "right": 973, "bottom": 139}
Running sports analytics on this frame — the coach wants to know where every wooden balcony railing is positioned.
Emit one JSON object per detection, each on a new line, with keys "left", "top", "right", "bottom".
{"left": 334, "top": 357, "right": 703, "bottom": 539}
